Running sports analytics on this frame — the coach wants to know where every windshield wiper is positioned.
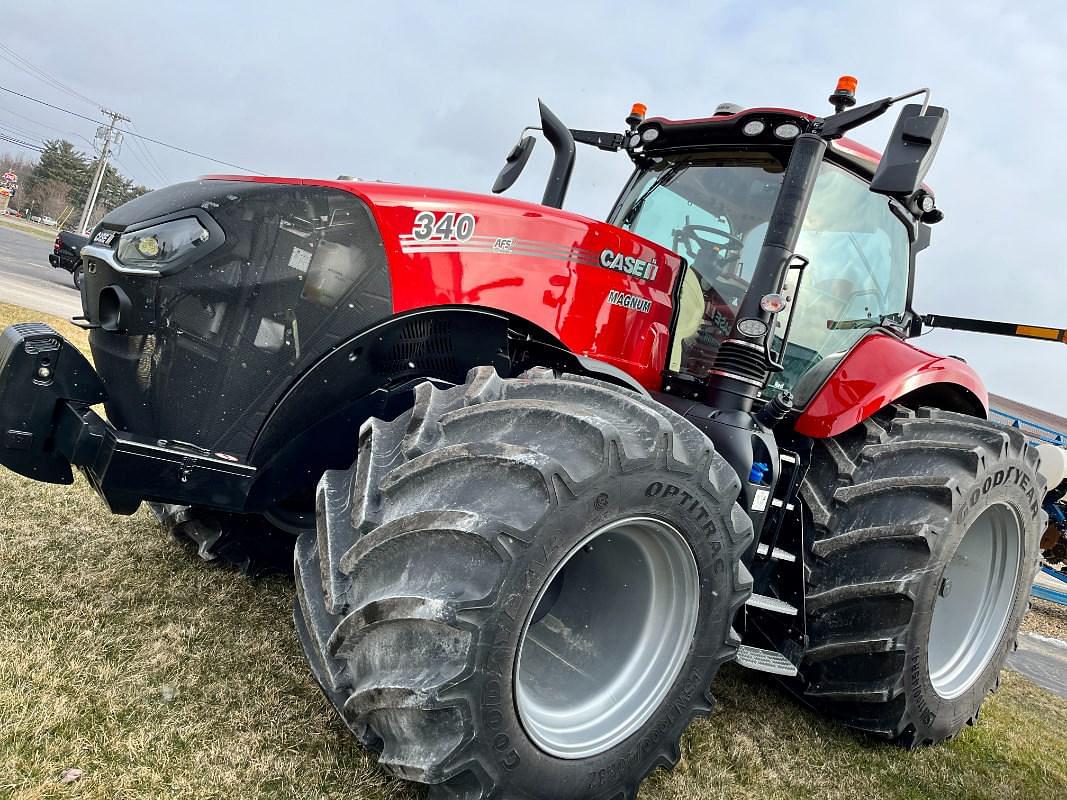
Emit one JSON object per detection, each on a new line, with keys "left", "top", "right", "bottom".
{"left": 622, "top": 163, "right": 684, "bottom": 227}
{"left": 826, "top": 313, "right": 907, "bottom": 331}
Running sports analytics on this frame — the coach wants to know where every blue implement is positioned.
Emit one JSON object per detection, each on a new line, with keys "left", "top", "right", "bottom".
{"left": 1033, "top": 565, "right": 1067, "bottom": 606}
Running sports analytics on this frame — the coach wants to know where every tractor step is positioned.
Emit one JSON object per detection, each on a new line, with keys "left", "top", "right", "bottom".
{"left": 756, "top": 543, "right": 796, "bottom": 562}
{"left": 735, "top": 644, "right": 799, "bottom": 676}
{"left": 746, "top": 593, "right": 798, "bottom": 615}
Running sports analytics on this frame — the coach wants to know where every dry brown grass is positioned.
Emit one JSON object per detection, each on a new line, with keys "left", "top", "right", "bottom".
{"left": 1, "top": 302, "right": 1065, "bottom": 799}
{"left": 0, "top": 303, "right": 90, "bottom": 354}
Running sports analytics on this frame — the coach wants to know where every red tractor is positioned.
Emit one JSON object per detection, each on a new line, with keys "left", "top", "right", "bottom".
{"left": 1, "top": 77, "right": 1062, "bottom": 799}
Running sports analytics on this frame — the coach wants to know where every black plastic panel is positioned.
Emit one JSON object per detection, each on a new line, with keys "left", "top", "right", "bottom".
{"left": 89, "top": 182, "right": 392, "bottom": 457}
{"left": 0, "top": 324, "right": 106, "bottom": 483}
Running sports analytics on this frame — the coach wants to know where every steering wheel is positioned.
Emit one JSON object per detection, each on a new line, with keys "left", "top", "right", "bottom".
{"left": 672, "top": 224, "right": 745, "bottom": 262}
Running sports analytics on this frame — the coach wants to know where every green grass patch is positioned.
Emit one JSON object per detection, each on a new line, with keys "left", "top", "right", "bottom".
{"left": 0, "top": 303, "right": 1064, "bottom": 799}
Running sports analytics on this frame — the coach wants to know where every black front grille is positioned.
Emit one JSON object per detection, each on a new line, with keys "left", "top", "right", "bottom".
{"left": 382, "top": 317, "right": 458, "bottom": 376}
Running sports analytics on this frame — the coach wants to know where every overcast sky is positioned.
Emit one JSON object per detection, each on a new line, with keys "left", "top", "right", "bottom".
{"left": 3, "top": 2, "right": 1065, "bottom": 414}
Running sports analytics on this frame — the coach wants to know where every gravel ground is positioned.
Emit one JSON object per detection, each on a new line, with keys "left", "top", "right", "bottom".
{"left": 1021, "top": 596, "right": 1067, "bottom": 641}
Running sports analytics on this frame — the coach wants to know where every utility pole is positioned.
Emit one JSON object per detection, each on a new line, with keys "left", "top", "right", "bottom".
{"left": 77, "top": 107, "right": 129, "bottom": 234}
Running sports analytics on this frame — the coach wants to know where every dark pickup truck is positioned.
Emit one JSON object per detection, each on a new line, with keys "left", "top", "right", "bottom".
{"left": 48, "top": 231, "right": 89, "bottom": 288}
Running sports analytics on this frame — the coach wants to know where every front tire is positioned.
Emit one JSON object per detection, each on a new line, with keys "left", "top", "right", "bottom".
{"left": 798, "top": 406, "right": 1043, "bottom": 745}
{"left": 294, "top": 367, "right": 753, "bottom": 799}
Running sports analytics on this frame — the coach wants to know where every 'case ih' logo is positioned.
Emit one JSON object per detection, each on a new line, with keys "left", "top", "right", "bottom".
{"left": 599, "top": 249, "right": 659, "bottom": 281}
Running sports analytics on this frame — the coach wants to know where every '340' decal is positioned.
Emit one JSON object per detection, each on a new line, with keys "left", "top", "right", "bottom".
{"left": 411, "top": 211, "right": 476, "bottom": 241}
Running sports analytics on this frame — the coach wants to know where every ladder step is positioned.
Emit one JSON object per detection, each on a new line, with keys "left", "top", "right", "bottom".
{"left": 736, "top": 644, "right": 798, "bottom": 676}
{"left": 756, "top": 543, "right": 796, "bottom": 562}
{"left": 746, "top": 593, "right": 797, "bottom": 615}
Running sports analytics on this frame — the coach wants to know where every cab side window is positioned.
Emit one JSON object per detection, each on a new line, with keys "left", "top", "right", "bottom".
{"left": 768, "top": 162, "right": 910, "bottom": 402}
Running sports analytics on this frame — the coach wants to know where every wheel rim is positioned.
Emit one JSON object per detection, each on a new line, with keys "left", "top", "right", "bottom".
{"left": 928, "top": 502, "right": 1023, "bottom": 699}
{"left": 514, "top": 516, "right": 700, "bottom": 759}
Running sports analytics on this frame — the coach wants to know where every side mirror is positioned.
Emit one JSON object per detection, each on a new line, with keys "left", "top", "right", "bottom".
{"left": 492, "top": 135, "right": 536, "bottom": 194}
{"left": 870, "top": 103, "right": 948, "bottom": 196}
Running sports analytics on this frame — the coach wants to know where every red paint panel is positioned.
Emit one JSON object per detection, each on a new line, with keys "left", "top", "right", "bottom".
{"left": 794, "top": 334, "right": 989, "bottom": 438}
{"left": 207, "top": 175, "right": 684, "bottom": 390}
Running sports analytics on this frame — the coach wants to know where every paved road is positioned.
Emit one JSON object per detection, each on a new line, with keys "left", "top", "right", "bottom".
{"left": 0, "top": 224, "right": 82, "bottom": 318}
{"left": 1008, "top": 631, "right": 1067, "bottom": 700}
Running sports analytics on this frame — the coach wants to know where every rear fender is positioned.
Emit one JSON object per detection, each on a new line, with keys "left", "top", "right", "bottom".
{"left": 793, "top": 333, "right": 988, "bottom": 439}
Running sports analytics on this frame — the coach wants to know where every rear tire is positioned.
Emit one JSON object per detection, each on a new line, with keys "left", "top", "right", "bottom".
{"left": 72, "top": 266, "right": 83, "bottom": 290}
{"left": 294, "top": 367, "right": 753, "bottom": 799}
{"left": 798, "top": 406, "right": 1043, "bottom": 745}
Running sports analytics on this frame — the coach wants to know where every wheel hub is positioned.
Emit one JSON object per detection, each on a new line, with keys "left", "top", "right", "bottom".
{"left": 928, "top": 502, "right": 1023, "bottom": 699}
{"left": 514, "top": 516, "right": 700, "bottom": 759}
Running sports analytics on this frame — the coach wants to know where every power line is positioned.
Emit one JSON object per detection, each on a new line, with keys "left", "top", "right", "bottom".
{"left": 115, "top": 121, "right": 263, "bottom": 176}
{"left": 128, "top": 122, "right": 170, "bottom": 185}
{"left": 0, "top": 119, "right": 46, "bottom": 144}
{"left": 0, "top": 84, "right": 264, "bottom": 175}
{"left": 0, "top": 101, "right": 77, "bottom": 137}
{"left": 0, "top": 133, "right": 44, "bottom": 153}
{"left": 119, "top": 141, "right": 163, "bottom": 187}
{"left": 0, "top": 42, "right": 100, "bottom": 108}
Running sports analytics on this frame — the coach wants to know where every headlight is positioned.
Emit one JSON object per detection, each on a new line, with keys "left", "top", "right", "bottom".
{"left": 116, "top": 217, "right": 211, "bottom": 267}
{"left": 742, "top": 119, "right": 766, "bottom": 136}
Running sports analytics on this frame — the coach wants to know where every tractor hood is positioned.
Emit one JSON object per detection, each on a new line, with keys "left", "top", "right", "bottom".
{"left": 204, "top": 175, "right": 686, "bottom": 386}
{"left": 80, "top": 177, "right": 683, "bottom": 460}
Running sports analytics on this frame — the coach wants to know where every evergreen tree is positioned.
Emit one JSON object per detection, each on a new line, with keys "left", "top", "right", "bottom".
{"left": 11, "top": 139, "right": 152, "bottom": 227}
{"left": 25, "top": 140, "right": 90, "bottom": 196}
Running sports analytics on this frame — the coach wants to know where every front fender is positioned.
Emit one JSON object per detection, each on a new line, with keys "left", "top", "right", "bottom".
{"left": 794, "top": 333, "right": 988, "bottom": 438}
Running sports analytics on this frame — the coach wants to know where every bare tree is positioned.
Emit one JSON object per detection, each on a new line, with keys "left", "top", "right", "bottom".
{"left": 22, "top": 178, "right": 72, "bottom": 220}
{"left": 0, "top": 151, "right": 35, "bottom": 177}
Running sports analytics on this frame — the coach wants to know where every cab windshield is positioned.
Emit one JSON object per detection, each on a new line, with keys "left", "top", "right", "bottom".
{"left": 611, "top": 155, "right": 784, "bottom": 376}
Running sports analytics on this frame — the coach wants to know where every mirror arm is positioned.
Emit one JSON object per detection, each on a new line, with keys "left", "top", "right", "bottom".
{"left": 816, "top": 96, "right": 894, "bottom": 139}
{"left": 570, "top": 129, "right": 624, "bottom": 152}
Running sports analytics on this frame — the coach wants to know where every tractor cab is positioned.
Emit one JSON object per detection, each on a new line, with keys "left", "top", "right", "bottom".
{"left": 607, "top": 124, "right": 912, "bottom": 406}
{"left": 494, "top": 79, "right": 947, "bottom": 412}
